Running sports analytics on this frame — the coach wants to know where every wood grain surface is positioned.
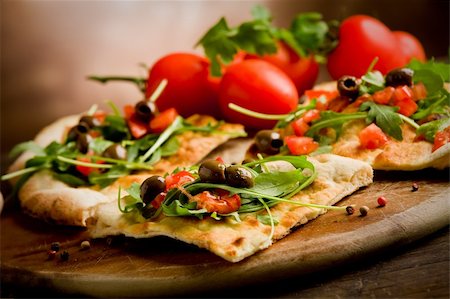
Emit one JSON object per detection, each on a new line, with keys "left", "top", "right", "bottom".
{"left": 1, "top": 163, "right": 448, "bottom": 297}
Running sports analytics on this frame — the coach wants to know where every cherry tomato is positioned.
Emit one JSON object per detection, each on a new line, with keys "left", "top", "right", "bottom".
{"left": 432, "top": 127, "right": 450, "bottom": 152}
{"left": 149, "top": 108, "right": 179, "bottom": 134}
{"left": 284, "top": 135, "right": 319, "bottom": 155}
{"left": 145, "top": 53, "right": 221, "bottom": 118}
{"left": 393, "top": 31, "right": 426, "bottom": 63}
{"left": 219, "top": 59, "right": 299, "bottom": 129}
{"left": 165, "top": 170, "right": 195, "bottom": 191}
{"left": 192, "top": 189, "right": 241, "bottom": 214}
{"left": 327, "top": 15, "right": 407, "bottom": 79}
{"left": 359, "top": 123, "right": 388, "bottom": 149}
{"left": 245, "top": 41, "right": 319, "bottom": 96}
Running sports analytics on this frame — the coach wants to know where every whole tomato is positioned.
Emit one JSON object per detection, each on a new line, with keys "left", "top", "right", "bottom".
{"left": 219, "top": 59, "right": 298, "bottom": 129}
{"left": 327, "top": 15, "right": 408, "bottom": 79}
{"left": 246, "top": 41, "right": 319, "bottom": 96}
{"left": 145, "top": 53, "right": 221, "bottom": 118}
{"left": 393, "top": 31, "right": 426, "bottom": 63}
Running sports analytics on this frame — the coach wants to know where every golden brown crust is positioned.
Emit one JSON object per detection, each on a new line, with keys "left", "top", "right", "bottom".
{"left": 89, "top": 154, "right": 373, "bottom": 262}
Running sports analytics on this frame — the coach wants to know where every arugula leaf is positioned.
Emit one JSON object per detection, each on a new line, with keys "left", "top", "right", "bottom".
{"left": 413, "top": 69, "right": 444, "bottom": 94}
{"left": 257, "top": 214, "right": 279, "bottom": 226}
{"left": 359, "top": 70, "right": 385, "bottom": 94}
{"left": 416, "top": 118, "right": 450, "bottom": 142}
{"left": 408, "top": 58, "right": 449, "bottom": 82}
{"left": 9, "top": 141, "right": 44, "bottom": 158}
{"left": 53, "top": 173, "right": 86, "bottom": 187}
{"left": 251, "top": 169, "right": 305, "bottom": 197}
{"left": 89, "top": 165, "right": 129, "bottom": 188}
{"left": 160, "top": 136, "right": 180, "bottom": 157}
{"left": 163, "top": 200, "right": 205, "bottom": 218}
{"left": 89, "top": 138, "right": 114, "bottom": 155}
{"left": 413, "top": 92, "right": 450, "bottom": 120}
{"left": 359, "top": 102, "right": 403, "bottom": 140}
{"left": 101, "top": 115, "right": 130, "bottom": 142}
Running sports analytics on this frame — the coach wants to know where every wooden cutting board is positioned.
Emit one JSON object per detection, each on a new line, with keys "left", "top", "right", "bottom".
{"left": 1, "top": 139, "right": 449, "bottom": 297}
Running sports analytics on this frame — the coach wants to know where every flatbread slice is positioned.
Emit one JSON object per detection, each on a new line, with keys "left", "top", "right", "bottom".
{"left": 8, "top": 114, "right": 244, "bottom": 226}
{"left": 88, "top": 154, "right": 373, "bottom": 262}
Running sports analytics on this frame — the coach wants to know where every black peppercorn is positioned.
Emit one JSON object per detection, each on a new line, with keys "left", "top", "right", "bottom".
{"left": 50, "top": 242, "right": 61, "bottom": 252}
{"left": 60, "top": 250, "right": 69, "bottom": 261}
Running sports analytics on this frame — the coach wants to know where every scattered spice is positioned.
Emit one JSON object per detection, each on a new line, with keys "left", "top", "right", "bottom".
{"left": 359, "top": 206, "right": 369, "bottom": 216}
{"left": 80, "top": 240, "right": 91, "bottom": 250}
{"left": 346, "top": 205, "right": 355, "bottom": 215}
{"left": 411, "top": 182, "right": 419, "bottom": 192}
{"left": 60, "top": 250, "right": 69, "bottom": 261}
{"left": 50, "top": 242, "right": 61, "bottom": 252}
{"left": 377, "top": 196, "right": 388, "bottom": 207}
{"left": 47, "top": 250, "right": 57, "bottom": 260}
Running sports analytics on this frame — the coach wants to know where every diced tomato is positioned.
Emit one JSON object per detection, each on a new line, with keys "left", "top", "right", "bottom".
{"left": 395, "top": 98, "right": 418, "bottom": 117}
{"left": 149, "top": 108, "right": 179, "bottom": 134}
{"left": 302, "top": 109, "right": 321, "bottom": 123}
{"left": 432, "top": 127, "right": 450, "bottom": 152}
{"left": 151, "top": 192, "right": 167, "bottom": 209}
{"left": 359, "top": 123, "right": 389, "bottom": 149}
{"left": 412, "top": 83, "right": 427, "bottom": 101}
{"left": 75, "top": 157, "right": 104, "bottom": 177}
{"left": 284, "top": 135, "right": 319, "bottom": 155}
{"left": 328, "top": 96, "right": 350, "bottom": 112}
{"left": 123, "top": 104, "right": 135, "bottom": 119}
{"left": 128, "top": 114, "right": 150, "bottom": 139}
{"left": 165, "top": 170, "right": 196, "bottom": 191}
{"left": 373, "top": 87, "right": 395, "bottom": 105}
{"left": 192, "top": 189, "right": 241, "bottom": 214}
{"left": 393, "top": 85, "right": 414, "bottom": 103}
{"left": 291, "top": 118, "right": 310, "bottom": 136}
{"left": 93, "top": 110, "right": 107, "bottom": 123}
{"left": 304, "top": 90, "right": 339, "bottom": 111}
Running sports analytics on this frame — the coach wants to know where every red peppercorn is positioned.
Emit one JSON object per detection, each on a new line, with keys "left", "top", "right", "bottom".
{"left": 411, "top": 182, "right": 419, "bottom": 192}
{"left": 377, "top": 196, "right": 388, "bottom": 207}
{"left": 47, "top": 250, "right": 57, "bottom": 260}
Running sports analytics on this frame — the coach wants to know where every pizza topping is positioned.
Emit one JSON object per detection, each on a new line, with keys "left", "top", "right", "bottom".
{"left": 385, "top": 68, "right": 414, "bottom": 87}
{"left": 377, "top": 196, "right": 388, "bottom": 207}
{"left": 224, "top": 165, "right": 254, "bottom": 188}
{"left": 359, "top": 123, "right": 389, "bottom": 150}
{"left": 337, "top": 75, "right": 360, "bottom": 100}
{"left": 134, "top": 100, "right": 157, "bottom": 123}
{"left": 140, "top": 176, "right": 166, "bottom": 205}
{"left": 198, "top": 159, "right": 226, "bottom": 184}
{"left": 79, "top": 115, "right": 103, "bottom": 129}
{"left": 102, "top": 144, "right": 127, "bottom": 160}
{"left": 254, "top": 130, "right": 284, "bottom": 154}
{"left": 191, "top": 190, "right": 241, "bottom": 214}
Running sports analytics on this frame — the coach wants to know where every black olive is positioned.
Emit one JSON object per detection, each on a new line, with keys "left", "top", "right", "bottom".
{"left": 79, "top": 115, "right": 102, "bottom": 129}
{"left": 225, "top": 165, "right": 254, "bottom": 188}
{"left": 385, "top": 68, "right": 414, "bottom": 87}
{"left": 337, "top": 76, "right": 360, "bottom": 100}
{"left": 254, "top": 130, "right": 283, "bottom": 154}
{"left": 66, "top": 123, "right": 89, "bottom": 142}
{"left": 76, "top": 133, "right": 92, "bottom": 154}
{"left": 134, "top": 100, "right": 156, "bottom": 122}
{"left": 140, "top": 175, "right": 166, "bottom": 204}
{"left": 198, "top": 159, "right": 226, "bottom": 184}
{"left": 102, "top": 144, "right": 127, "bottom": 160}
{"left": 141, "top": 205, "right": 158, "bottom": 218}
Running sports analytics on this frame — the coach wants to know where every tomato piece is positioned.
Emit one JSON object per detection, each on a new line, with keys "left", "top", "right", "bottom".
{"left": 192, "top": 189, "right": 241, "bottom": 214}
{"left": 393, "top": 85, "right": 414, "bottom": 103}
{"left": 165, "top": 170, "right": 195, "bottom": 191}
{"left": 326, "top": 15, "right": 407, "bottom": 79}
{"left": 75, "top": 157, "right": 104, "bottom": 177}
{"left": 93, "top": 111, "right": 107, "bottom": 123}
{"left": 302, "top": 109, "right": 320, "bottom": 123}
{"left": 219, "top": 59, "right": 298, "bottom": 129}
{"left": 432, "top": 127, "right": 450, "bottom": 152}
{"left": 123, "top": 104, "right": 135, "bottom": 119}
{"left": 412, "top": 83, "right": 427, "bottom": 101}
{"left": 359, "top": 123, "right": 389, "bottom": 149}
{"left": 246, "top": 41, "right": 319, "bottom": 96}
{"left": 128, "top": 114, "right": 150, "bottom": 139}
{"left": 373, "top": 87, "right": 395, "bottom": 105}
{"left": 395, "top": 98, "right": 418, "bottom": 117}
{"left": 392, "top": 31, "right": 426, "bottom": 63}
{"left": 304, "top": 90, "right": 339, "bottom": 111}
{"left": 149, "top": 108, "right": 179, "bottom": 134}
{"left": 151, "top": 192, "right": 167, "bottom": 209}
{"left": 145, "top": 53, "right": 221, "bottom": 118}
{"left": 291, "top": 118, "right": 310, "bottom": 136}
{"left": 284, "top": 136, "right": 319, "bottom": 155}
{"left": 328, "top": 96, "right": 350, "bottom": 112}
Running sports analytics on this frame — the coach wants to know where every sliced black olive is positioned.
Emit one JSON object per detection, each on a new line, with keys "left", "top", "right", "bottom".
{"left": 134, "top": 100, "right": 156, "bottom": 122}
{"left": 140, "top": 175, "right": 166, "bottom": 204}
{"left": 337, "top": 76, "right": 360, "bottom": 100}
{"left": 198, "top": 159, "right": 226, "bottom": 184}
{"left": 225, "top": 165, "right": 254, "bottom": 188}
{"left": 66, "top": 123, "right": 89, "bottom": 142}
{"left": 79, "top": 115, "right": 102, "bottom": 129}
{"left": 255, "top": 130, "right": 283, "bottom": 154}
{"left": 141, "top": 205, "right": 158, "bottom": 218}
{"left": 76, "top": 133, "right": 92, "bottom": 154}
{"left": 102, "top": 144, "right": 127, "bottom": 160}
{"left": 385, "top": 68, "right": 413, "bottom": 87}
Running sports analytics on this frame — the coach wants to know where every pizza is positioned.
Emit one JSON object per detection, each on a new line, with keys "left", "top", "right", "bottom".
{"left": 242, "top": 60, "right": 450, "bottom": 170}
{"left": 4, "top": 102, "right": 245, "bottom": 226}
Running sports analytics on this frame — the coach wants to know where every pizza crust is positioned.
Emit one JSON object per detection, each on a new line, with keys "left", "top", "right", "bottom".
{"left": 89, "top": 154, "right": 373, "bottom": 262}
{"left": 7, "top": 113, "right": 244, "bottom": 226}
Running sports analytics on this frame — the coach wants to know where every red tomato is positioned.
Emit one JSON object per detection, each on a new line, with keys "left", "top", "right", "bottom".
{"left": 395, "top": 98, "right": 418, "bottom": 117}
{"left": 75, "top": 157, "right": 104, "bottom": 177}
{"left": 123, "top": 105, "right": 150, "bottom": 139}
{"left": 149, "top": 108, "right": 179, "bottom": 134}
{"left": 432, "top": 127, "right": 450, "bottom": 152}
{"left": 219, "top": 59, "right": 299, "bottom": 129}
{"left": 373, "top": 87, "right": 395, "bottom": 105}
{"left": 284, "top": 136, "right": 319, "bottom": 155}
{"left": 165, "top": 170, "right": 195, "bottom": 191}
{"left": 393, "top": 86, "right": 414, "bottom": 103}
{"left": 145, "top": 53, "right": 221, "bottom": 118}
{"left": 412, "top": 83, "right": 427, "bottom": 101}
{"left": 192, "top": 189, "right": 241, "bottom": 214}
{"left": 393, "top": 31, "right": 426, "bottom": 63}
{"left": 304, "top": 90, "right": 339, "bottom": 111}
{"left": 302, "top": 109, "right": 321, "bottom": 123}
{"left": 359, "top": 123, "right": 389, "bottom": 149}
{"left": 291, "top": 118, "right": 310, "bottom": 136}
{"left": 327, "top": 15, "right": 407, "bottom": 79}
{"left": 151, "top": 192, "right": 167, "bottom": 209}
{"left": 245, "top": 41, "right": 319, "bottom": 96}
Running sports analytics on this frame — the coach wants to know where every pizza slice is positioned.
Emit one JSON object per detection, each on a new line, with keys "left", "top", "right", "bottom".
{"left": 2, "top": 94, "right": 245, "bottom": 226}
{"left": 89, "top": 154, "right": 373, "bottom": 262}
{"left": 238, "top": 60, "right": 449, "bottom": 170}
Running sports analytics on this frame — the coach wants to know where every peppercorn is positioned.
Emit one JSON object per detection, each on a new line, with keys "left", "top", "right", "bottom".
{"left": 377, "top": 196, "right": 387, "bottom": 207}
{"left": 412, "top": 182, "right": 419, "bottom": 192}
{"left": 346, "top": 206, "right": 355, "bottom": 215}
{"left": 60, "top": 250, "right": 69, "bottom": 261}
{"left": 47, "top": 250, "right": 57, "bottom": 260}
{"left": 80, "top": 240, "right": 91, "bottom": 250}
{"left": 50, "top": 242, "right": 61, "bottom": 252}
{"left": 359, "top": 206, "right": 369, "bottom": 216}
